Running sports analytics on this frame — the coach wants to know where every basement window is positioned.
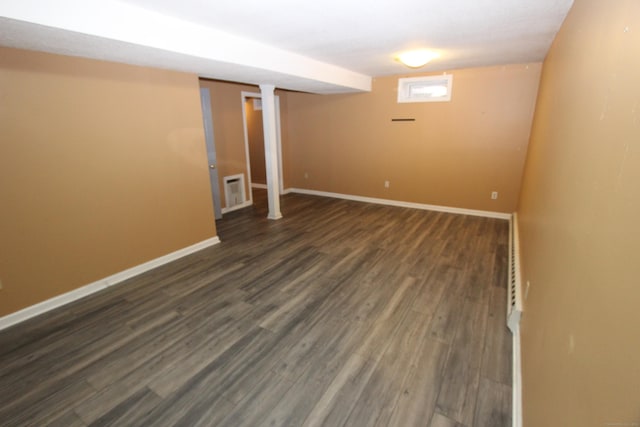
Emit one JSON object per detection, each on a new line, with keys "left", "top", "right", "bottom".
{"left": 397, "top": 75, "right": 453, "bottom": 103}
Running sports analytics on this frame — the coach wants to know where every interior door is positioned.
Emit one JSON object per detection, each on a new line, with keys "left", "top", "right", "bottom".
{"left": 199, "top": 87, "right": 223, "bottom": 220}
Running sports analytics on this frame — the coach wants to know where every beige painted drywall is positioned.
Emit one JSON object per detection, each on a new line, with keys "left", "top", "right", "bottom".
{"left": 0, "top": 47, "right": 216, "bottom": 317}
{"left": 285, "top": 64, "right": 542, "bottom": 213}
{"left": 517, "top": 0, "right": 640, "bottom": 425}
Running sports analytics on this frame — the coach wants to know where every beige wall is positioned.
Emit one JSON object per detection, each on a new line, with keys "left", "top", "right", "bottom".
{"left": 517, "top": 0, "right": 640, "bottom": 425}
{"left": 285, "top": 64, "right": 541, "bottom": 213}
{"left": 0, "top": 47, "right": 215, "bottom": 317}
{"left": 245, "top": 99, "right": 266, "bottom": 184}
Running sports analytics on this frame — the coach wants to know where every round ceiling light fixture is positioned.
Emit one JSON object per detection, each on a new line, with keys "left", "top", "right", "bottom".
{"left": 396, "top": 49, "right": 439, "bottom": 68}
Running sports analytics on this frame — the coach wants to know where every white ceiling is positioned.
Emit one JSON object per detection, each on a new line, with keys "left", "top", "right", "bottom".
{"left": 0, "top": 0, "right": 573, "bottom": 94}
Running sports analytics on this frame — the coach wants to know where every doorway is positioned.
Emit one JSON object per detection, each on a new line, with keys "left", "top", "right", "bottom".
{"left": 244, "top": 97, "right": 267, "bottom": 188}
{"left": 241, "top": 91, "right": 284, "bottom": 207}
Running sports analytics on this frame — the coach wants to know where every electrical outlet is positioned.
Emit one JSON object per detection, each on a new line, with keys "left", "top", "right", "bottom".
{"left": 525, "top": 280, "right": 531, "bottom": 300}
{"left": 384, "top": 180, "right": 390, "bottom": 188}
{"left": 304, "top": 172, "right": 309, "bottom": 179}
{"left": 491, "top": 191, "right": 498, "bottom": 200}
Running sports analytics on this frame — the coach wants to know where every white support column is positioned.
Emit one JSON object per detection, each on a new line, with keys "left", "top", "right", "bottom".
{"left": 259, "top": 84, "right": 282, "bottom": 220}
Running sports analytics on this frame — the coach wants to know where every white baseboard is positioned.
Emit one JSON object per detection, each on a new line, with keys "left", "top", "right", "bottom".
{"left": 0, "top": 236, "right": 221, "bottom": 331}
{"left": 287, "top": 188, "right": 511, "bottom": 219}
{"left": 221, "top": 200, "right": 252, "bottom": 214}
{"left": 512, "top": 326, "right": 523, "bottom": 427}
{"left": 281, "top": 188, "right": 293, "bottom": 195}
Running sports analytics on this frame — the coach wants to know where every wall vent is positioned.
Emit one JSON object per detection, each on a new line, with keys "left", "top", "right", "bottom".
{"left": 224, "top": 174, "right": 246, "bottom": 209}
{"left": 507, "top": 213, "right": 523, "bottom": 333}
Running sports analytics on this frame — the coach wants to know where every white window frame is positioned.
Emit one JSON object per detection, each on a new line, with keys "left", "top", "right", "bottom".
{"left": 397, "top": 74, "right": 453, "bottom": 103}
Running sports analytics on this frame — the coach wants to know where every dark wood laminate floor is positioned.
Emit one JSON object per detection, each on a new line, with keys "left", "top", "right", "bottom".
{"left": 0, "top": 190, "right": 512, "bottom": 427}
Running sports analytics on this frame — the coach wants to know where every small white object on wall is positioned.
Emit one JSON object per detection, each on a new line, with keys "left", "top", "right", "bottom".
{"left": 224, "top": 174, "right": 246, "bottom": 209}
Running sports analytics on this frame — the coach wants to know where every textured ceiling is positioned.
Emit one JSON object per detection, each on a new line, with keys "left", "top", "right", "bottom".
{"left": 0, "top": 0, "right": 574, "bottom": 93}
{"left": 123, "top": 0, "right": 574, "bottom": 75}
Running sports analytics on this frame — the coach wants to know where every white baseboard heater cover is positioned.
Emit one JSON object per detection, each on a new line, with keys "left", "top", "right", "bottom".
{"left": 508, "top": 213, "right": 523, "bottom": 333}
{"left": 508, "top": 212, "right": 524, "bottom": 427}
